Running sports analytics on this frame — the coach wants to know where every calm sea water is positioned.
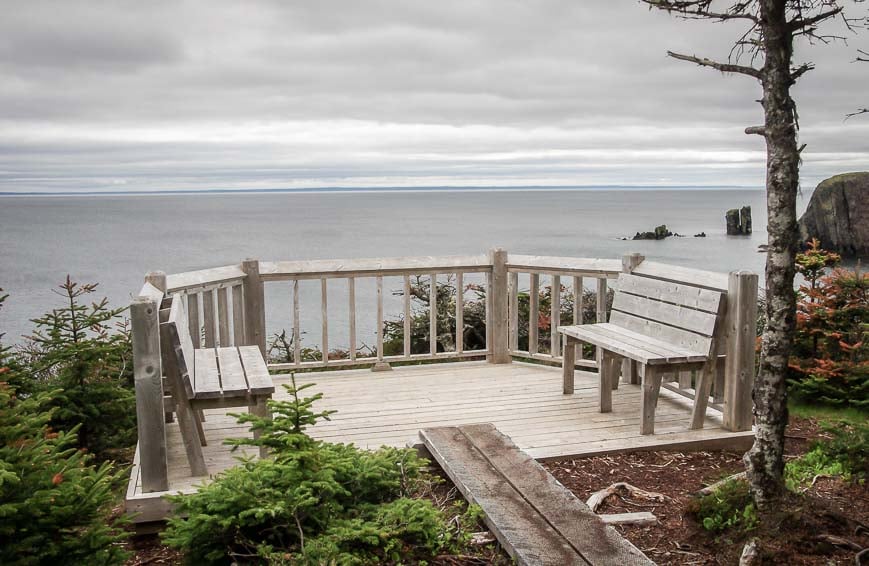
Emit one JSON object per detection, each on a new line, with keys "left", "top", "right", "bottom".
{"left": 0, "top": 189, "right": 810, "bottom": 349}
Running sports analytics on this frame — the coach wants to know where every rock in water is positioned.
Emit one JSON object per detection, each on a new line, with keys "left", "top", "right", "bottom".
{"left": 633, "top": 225, "right": 673, "bottom": 240}
{"left": 798, "top": 172, "right": 869, "bottom": 258}
{"left": 726, "top": 206, "right": 752, "bottom": 235}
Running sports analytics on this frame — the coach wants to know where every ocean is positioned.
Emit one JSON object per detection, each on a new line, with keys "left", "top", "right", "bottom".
{"left": 0, "top": 188, "right": 810, "bottom": 349}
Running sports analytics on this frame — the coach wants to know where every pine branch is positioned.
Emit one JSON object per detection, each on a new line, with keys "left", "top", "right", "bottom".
{"left": 666, "top": 50, "right": 762, "bottom": 78}
{"left": 788, "top": 6, "right": 844, "bottom": 32}
{"left": 643, "top": 0, "right": 760, "bottom": 23}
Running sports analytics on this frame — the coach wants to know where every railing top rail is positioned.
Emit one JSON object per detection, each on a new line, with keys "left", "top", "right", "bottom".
{"left": 505, "top": 255, "right": 623, "bottom": 277}
{"left": 166, "top": 264, "right": 247, "bottom": 293}
{"left": 259, "top": 254, "right": 491, "bottom": 280}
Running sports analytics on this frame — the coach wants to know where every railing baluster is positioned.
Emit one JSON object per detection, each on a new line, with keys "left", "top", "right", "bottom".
{"left": 321, "top": 278, "right": 328, "bottom": 365}
{"left": 551, "top": 275, "right": 560, "bottom": 358}
{"left": 403, "top": 275, "right": 411, "bottom": 357}
{"left": 187, "top": 293, "right": 200, "bottom": 348}
{"left": 455, "top": 272, "right": 464, "bottom": 354}
{"left": 529, "top": 273, "right": 539, "bottom": 355}
{"left": 231, "top": 285, "right": 244, "bottom": 345}
{"left": 217, "top": 287, "right": 230, "bottom": 347}
{"left": 595, "top": 277, "right": 607, "bottom": 370}
{"left": 203, "top": 289, "right": 215, "bottom": 348}
{"left": 430, "top": 272, "right": 437, "bottom": 355}
{"left": 573, "top": 276, "right": 583, "bottom": 361}
{"left": 292, "top": 279, "right": 301, "bottom": 367}
{"left": 376, "top": 275, "right": 384, "bottom": 361}
{"left": 348, "top": 277, "right": 356, "bottom": 362}
{"left": 509, "top": 271, "right": 518, "bottom": 352}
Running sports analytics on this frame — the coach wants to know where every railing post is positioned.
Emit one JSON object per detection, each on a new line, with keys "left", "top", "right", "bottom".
{"left": 620, "top": 253, "right": 644, "bottom": 383}
{"left": 144, "top": 272, "right": 173, "bottom": 424}
{"left": 242, "top": 259, "right": 267, "bottom": 357}
{"left": 131, "top": 293, "right": 169, "bottom": 493}
{"left": 723, "top": 270, "right": 758, "bottom": 431}
{"left": 487, "top": 248, "right": 510, "bottom": 364}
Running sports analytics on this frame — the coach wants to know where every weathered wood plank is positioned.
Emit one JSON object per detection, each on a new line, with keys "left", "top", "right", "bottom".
{"left": 168, "top": 295, "right": 196, "bottom": 399}
{"left": 421, "top": 426, "right": 590, "bottom": 565}
{"left": 551, "top": 275, "right": 560, "bottom": 358}
{"left": 631, "top": 261, "right": 729, "bottom": 291}
{"left": 612, "top": 291, "right": 718, "bottom": 336}
{"left": 292, "top": 279, "right": 301, "bottom": 366}
{"left": 509, "top": 271, "right": 519, "bottom": 351}
{"left": 430, "top": 273, "right": 438, "bottom": 356}
{"left": 238, "top": 346, "right": 274, "bottom": 395}
{"left": 241, "top": 259, "right": 267, "bottom": 356}
{"left": 723, "top": 270, "right": 758, "bottom": 432}
{"left": 529, "top": 273, "right": 539, "bottom": 355}
{"left": 216, "top": 347, "right": 247, "bottom": 396}
{"left": 217, "top": 287, "right": 230, "bottom": 346}
{"left": 489, "top": 248, "right": 510, "bottom": 363}
{"left": 166, "top": 264, "right": 246, "bottom": 293}
{"left": 202, "top": 289, "right": 215, "bottom": 348}
{"left": 193, "top": 348, "right": 221, "bottom": 399}
{"left": 259, "top": 255, "right": 491, "bottom": 280}
{"left": 617, "top": 272, "right": 722, "bottom": 313}
{"left": 321, "top": 278, "right": 329, "bottom": 365}
{"left": 349, "top": 278, "right": 357, "bottom": 362}
{"left": 609, "top": 311, "right": 713, "bottom": 356}
{"left": 231, "top": 285, "right": 244, "bottom": 346}
{"left": 131, "top": 295, "right": 169, "bottom": 492}
{"left": 506, "top": 255, "right": 623, "bottom": 277}
{"left": 456, "top": 272, "right": 464, "bottom": 354}
{"left": 423, "top": 424, "right": 652, "bottom": 565}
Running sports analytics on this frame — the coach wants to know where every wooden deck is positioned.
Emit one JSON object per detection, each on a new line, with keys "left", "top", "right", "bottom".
{"left": 126, "top": 360, "right": 754, "bottom": 523}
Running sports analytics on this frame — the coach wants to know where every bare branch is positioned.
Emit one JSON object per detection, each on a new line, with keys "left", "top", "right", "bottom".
{"left": 788, "top": 6, "right": 844, "bottom": 32}
{"left": 667, "top": 50, "right": 762, "bottom": 78}
{"left": 643, "top": 0, "right": 760, "bottom": 23}
{"left": 790, "top": 62, "right": 815, "bottom": 80}
{"left": 845, "top": 108, "right": 869, "bottom": 119}
{"left": 745, "top": 125, "right": 767, "bottom": 136}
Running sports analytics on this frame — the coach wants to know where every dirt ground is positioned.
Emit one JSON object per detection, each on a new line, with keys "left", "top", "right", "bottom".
{"left": 543, "top": 416, "right": 869, "bottom": 565}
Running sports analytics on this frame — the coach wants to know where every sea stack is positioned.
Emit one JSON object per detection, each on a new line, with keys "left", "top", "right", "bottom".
{"left": 725, "top": 206, "right": 752, "bottom": 235}
{"left": 798, "top": 172, "right": 869, "bottom": 257}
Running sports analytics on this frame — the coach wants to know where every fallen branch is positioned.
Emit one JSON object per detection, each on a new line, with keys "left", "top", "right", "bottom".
{"left": 586, "top": 482, "right": 669, "bottom": 512}
{"left": 697, "top": 471, "right": 747, "bottom": 497}
{"left": 598, "top": 511, "right": 658, "bottom": 526}
{"left": 812, "top": 533, "right": 862, "bottom": 551}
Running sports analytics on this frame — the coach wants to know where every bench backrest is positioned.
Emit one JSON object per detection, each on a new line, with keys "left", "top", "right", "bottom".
{"left": 164, "top": 294, "right": 197, "bottom": 400}
{"left": 610, "top": 273, "right": 724, "bottom": 356}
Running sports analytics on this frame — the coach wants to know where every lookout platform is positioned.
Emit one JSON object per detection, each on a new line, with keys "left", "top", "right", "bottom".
{"left": 125, "top": 250, "right": 759, "bottom": 526}
{"left": 126, "top": 360, "right": 753, "bottom": 524}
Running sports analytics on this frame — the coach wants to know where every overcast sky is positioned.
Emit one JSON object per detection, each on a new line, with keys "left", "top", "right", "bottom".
{"left": 1, "top": 0, "right": 866, "bottom": 194}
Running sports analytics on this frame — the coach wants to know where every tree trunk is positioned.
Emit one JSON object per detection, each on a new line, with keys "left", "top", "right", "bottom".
{"left": 744, "top": 0, "right": 800, "bottom": 508}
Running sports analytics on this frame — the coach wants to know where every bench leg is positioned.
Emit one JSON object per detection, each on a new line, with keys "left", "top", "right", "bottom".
{"left": 562, "top": 335, "right": 576, "bottom": 394}
{"left": 621, "top": 359, "right": 638, "bottom": 385}
{"left": 640, "top": 366, "right": 664, "bottom": 435}
{"left": 599, "top": 351, "right": 618, "bottom": 413}
{"left": 690, "top": 361, "right": 716, "bottom": 430}
{"left": 250, "top": 396, "right": 271, "bottom": 459}
{"left": 610, "top": 354, "right": 620, "bottom": 391}
{"left": 177, "top": 401, "right": 208, "bottom": 476}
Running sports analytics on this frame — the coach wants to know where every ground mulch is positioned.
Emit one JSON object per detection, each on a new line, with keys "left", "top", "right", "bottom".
{"left": 543, "top": 416, "right": 869, "bottom": 565}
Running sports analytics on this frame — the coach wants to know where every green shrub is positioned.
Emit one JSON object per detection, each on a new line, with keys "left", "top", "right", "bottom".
{"left": 16, "top": 278, "right": 136, "bottom": 460}
{"left": 162, "top": 376, "right": 481, "bottom": 564}
{"left": 0, "top": 383, "right": 128, "bottom": 565}
{"left": 689, "top": 479, "right": 758, "bottom": 533}
{"left": 789, "top": 240, "right": 869, "bottom": 408}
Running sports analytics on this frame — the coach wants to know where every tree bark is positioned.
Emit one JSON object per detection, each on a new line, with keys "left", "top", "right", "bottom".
{"left": 744, "top": 0, "right": 800, "bottom": 508}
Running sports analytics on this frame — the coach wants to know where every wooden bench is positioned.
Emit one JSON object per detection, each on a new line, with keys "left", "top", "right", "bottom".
{"left": 160, "top": 294, "right": 274, "bottom": 476}
{"left": 559, "top": 272, "right": 725, "bottom": 435}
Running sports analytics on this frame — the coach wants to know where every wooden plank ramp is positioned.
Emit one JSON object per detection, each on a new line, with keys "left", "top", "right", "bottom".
{"left": 420, "top": 423, "right": 653, "bottom": 566}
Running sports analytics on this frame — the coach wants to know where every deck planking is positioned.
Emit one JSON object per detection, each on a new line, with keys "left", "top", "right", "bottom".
{"left": 126, "top": 360, "right": 753, "bottom": 523}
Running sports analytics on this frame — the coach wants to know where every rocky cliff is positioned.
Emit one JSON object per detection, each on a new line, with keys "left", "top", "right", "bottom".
{"left": 798, "top": 172, "right": 869, "bottom": 258}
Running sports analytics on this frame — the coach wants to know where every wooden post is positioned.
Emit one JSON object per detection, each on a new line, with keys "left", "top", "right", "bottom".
{"left": 131, "top": 294, "right": 169, "bottom": 492}
{"left": 723, "top": 270, "right": 758, "bottom": 432}
{"left": 241, "top": 259, "right": 267, "bottom": 357}
{"left": 620, "top": 253, "right": 644, "bottom": 383}
{"left": 373, "top": 275, "right": 391, "bottom": 371}
{"left": 144, "top": 272, "right": 173, "bottom": 424}
{"left": 488, "top": 248, "right": 510, "bottom": 364}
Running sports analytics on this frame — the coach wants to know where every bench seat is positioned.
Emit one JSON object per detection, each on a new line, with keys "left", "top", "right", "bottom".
{"left": 192, "top": 346, "right": 274, "bottom": 400}
{"left": 560, "top": 323, "right": 708, "bottom": 366}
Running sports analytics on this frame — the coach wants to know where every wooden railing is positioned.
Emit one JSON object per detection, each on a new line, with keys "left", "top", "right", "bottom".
{"left": 131, "top": 250, "right": 757, "bottom": 494}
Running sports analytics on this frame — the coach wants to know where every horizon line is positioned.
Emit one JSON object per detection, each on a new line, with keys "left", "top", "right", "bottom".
{"left": 0, "top": 184, "right": 767, "bottom": 197}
